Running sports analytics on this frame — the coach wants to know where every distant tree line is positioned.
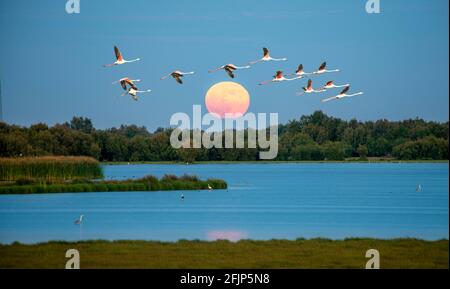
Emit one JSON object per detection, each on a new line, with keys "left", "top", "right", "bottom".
{"left": 0, "top": 111, "right": 448, "bottom": 162}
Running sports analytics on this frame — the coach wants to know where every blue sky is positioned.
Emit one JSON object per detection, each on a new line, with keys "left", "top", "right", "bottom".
{"left": 0, "top": 0, "right": 448, "bottom": 130}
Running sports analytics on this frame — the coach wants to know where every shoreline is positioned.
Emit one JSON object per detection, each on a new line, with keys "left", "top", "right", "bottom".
{"left": 1, "top": 238, "right": 448, "bottom": 269}
{"left": 101, "top": 160, "right": 450, "bottom": 165}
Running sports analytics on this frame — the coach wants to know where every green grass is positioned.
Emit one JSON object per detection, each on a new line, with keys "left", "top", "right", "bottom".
{"left": 0, "top": 238, "right": 447, "bottom": 269}
{"left": 0, "top": 156, "right": 103, "bottom": 181}
{"left": 0, "top": 174, "right": 227, "bottom": 194}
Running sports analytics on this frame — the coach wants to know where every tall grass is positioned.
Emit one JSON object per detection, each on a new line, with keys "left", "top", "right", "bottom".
{"left": 0, "top": 174, "right": 227, "bottom": 194}
{"left": 0, "top": 156, "right": 103, "bottom": 181}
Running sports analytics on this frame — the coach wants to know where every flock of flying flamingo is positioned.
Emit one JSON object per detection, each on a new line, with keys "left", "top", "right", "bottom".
{"left": 103, "top": 46, "right": 364, "bottom": 102}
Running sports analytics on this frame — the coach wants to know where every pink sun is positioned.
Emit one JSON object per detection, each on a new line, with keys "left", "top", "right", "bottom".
{"left": 205, "top": 82, "right": 250, "bottom": 118}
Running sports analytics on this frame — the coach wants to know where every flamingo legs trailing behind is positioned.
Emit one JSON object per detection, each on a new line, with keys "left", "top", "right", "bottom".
{"left": 208, "top": 64, "right": 250, "bottom": 79}
{"left": 249, "top": 47, "right": 287, "bottom": 64}
{"left": 321, "top": 86, "right": 364, "bottom": 102}
{"left": 259, "top": 71, "right": 298, "bottom": 85}
{"left": 103, "top": 46, "right": 141, "bottom": 67}
{"left": 161, "top": 71, "right": 195, "bottom": 84}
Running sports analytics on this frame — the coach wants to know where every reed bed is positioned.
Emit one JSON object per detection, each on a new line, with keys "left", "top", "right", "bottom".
{"left": 0, "top": 174, "right": 227, "bottom": 194}
{"left": 0, "top": 156, "right": 103, "bottom": 181}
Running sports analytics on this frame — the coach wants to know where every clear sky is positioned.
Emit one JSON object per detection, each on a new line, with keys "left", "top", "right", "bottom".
{"left": 0, "top": 0, "right": 448, "bottom": 130}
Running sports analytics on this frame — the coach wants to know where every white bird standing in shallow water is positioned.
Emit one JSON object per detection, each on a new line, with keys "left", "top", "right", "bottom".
{"left": 74, "top": 215, "right": 84, "bottom": 225}
{"left": 249, "top": 47, "right": 287, "bottom": 64}
{"left": 161, "top": 71, "right": 195, "bottom": 84}
{"left": 297, "top": 79, "right": 326, "bottom": 95}
{"left": 259, "top": 71, "right": 298, "bottom": 85}
{"left": 103, "top": 46, "right": 140, "bottom": 67}
{"left": 311, "top": 62, "right": 340, "bottom": 75}
{"left": 208, "top": 184, "right": 213, "bottom": 191}
{"left": 208, "top": 64, "right": 250, "bottom": 78}
{"left": 321, "top": 86, "right": 364, "bottom": 102}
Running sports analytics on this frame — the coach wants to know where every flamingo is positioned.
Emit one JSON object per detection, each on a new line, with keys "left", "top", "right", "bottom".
{"left": 321, "top": 81, "right": 350, "bottom": 90}
{"left": 122, "top": 87, "right": 152, "bottom": 101}
{"left": 208, "top": 64, "right": 250, "bottom": 78}
{"left": 112, "top": 77, "right": 141, "bottom": 90}
{"left": 103, "top": 46, "right": 140, "bottom": 67}
{"left": 208, "top": 184, "right": 213, "bottom": 191}
{"left": 74, "top": 215, "right": 84, "bottom": 225}
{"left": 321, "top": 86, "right": 364, "bottom": 102}
{"left": 249, "top": 47, "right": 287, "bottom": 64}
{"left": 288, "top": 64, "right": 313, "bottom": 78}
{"left": 311, "top": 62, "right": 340, "bottom": 75}
{"left": 161, "top": 71, "right": 195, "bottom": 84}
{"left": 259, "top": 71, "right": 298, "bottom": 85}
{"left": 296, "top": 79, "right": 326, "bottom": 95}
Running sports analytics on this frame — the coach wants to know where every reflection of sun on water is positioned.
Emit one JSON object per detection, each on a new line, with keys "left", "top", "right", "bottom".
{"left": 205, "top": 82, "right": 250, "bottom": 119}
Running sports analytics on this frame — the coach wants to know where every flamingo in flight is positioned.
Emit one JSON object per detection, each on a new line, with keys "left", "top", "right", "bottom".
{"left": 103, "top": 46, "right": 140, "bottom": 67}
{"left": 122, "top": 87, "right": 152, "bottom": 101}
{"left": 321, "top": 81, "right": 350, "bottom": 90}
{"left": 321, "top": 86, "right": 364, "bottom": 102}
{"left": 297, "top": 79, "right": 326, "bottom": 95}
{"left": 311, "top": 62, "right": 340, "bottom": 75}
{"left": 250, "top": 47, "right": 287, "bottom": 64}
{"left": 112, "top": 77, "right": 141, "bottom": 90}
{"left": 208, "top": 64, "right": 250, "bottom": 79}
{"left": 259, "top": 71, "right": 298, "bottom": 85}
{"left": 161, "top": 71, "right": 195, "bottom": 84}
{"left": 288, "top": 64, "right": 313, "bottom": 78}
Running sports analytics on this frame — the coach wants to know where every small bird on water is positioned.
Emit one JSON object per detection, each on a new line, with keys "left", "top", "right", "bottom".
{"left": 74, "top": 214, "right": 84, "bottom": 225}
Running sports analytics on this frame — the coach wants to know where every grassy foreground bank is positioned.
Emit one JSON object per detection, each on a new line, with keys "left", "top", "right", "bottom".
{"left": 0, "top": 239, "right": 447, "bottom": 269}
{"left": 0, "top": 174, "right": 227, "bottom": 195}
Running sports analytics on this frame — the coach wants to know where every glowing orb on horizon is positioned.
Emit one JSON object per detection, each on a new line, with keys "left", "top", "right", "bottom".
{"left": 205, "top": 82, "right": 250, "bottom": 119}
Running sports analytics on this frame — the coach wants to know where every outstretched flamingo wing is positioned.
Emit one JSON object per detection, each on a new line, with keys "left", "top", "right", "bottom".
{"left": 114, "top": 46, "right": 123, "bottom": 61}
{"left": 125, "top": 79, "right": 138, "bottom": 90}
{"left": 296, "top": 64, "right": 304, "bottom": 73}
{"left": 275, "top": 71, "right": 283, "bottom": 79}
{"left": 263, "top": 47, "right": 269, "bottom": 57}
{"left": 326, "top": 81, "right": 333, "bottom": 86}
{"left": 340, "top": 86, "right": 350, "bottom": 95}
{"left": 318, "top": 62, "right": 326, "bottom": 71}
{"left": 307, "top": 79, "right": 312, "bottom": 89}
{"left": 226, "top": 69, "right": 235, "bottom": 78}
{"left": 175, "top": 76, "right": 183, "bottom": 84}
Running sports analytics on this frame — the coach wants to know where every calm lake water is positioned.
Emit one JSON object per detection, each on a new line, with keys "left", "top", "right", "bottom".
{"left": 0, "top": 163, "right": 448, "bottom": 244}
